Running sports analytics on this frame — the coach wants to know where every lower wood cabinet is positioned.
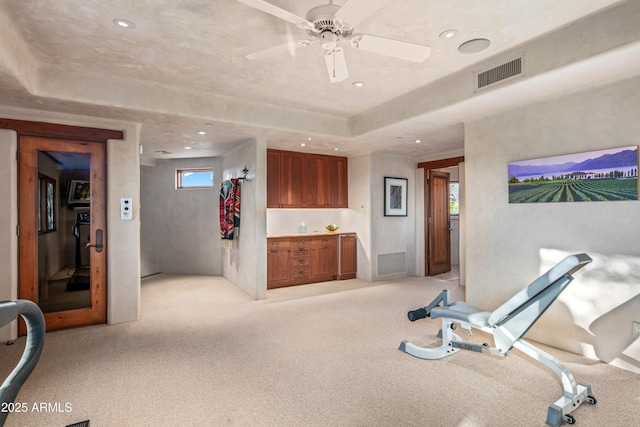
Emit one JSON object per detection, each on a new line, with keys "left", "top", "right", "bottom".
{"left": 267, "top": 238, "right": 291, "bottom": 287}
{"left": 267, "top": 234, "right": 354, "bottom": 289}
{"left": 311, "top": 236, "right": 338, "bottom": 282}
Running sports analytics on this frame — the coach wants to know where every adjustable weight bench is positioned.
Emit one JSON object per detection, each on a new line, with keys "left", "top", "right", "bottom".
{"left": 399, "top": 253, "right": 595, "bottom": 427}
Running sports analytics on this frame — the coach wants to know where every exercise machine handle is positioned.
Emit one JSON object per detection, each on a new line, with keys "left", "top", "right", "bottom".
{"left": 407, "top": 308, "right": 429, "bottom": 322}
{"left": 0, "top": 300, "right": 45, "bottom": 426}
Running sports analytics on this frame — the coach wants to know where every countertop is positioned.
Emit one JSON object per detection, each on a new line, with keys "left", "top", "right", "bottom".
{"left": 267, "top": 231, "right": 356, "bottom": 238}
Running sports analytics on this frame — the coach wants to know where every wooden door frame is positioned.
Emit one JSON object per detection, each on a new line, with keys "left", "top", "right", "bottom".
{"left": 1, "top": 119, "right": 123, "bottom": 333}
{"left": 19, "top": 136, "right": 108, "bottom": 331}
{"left": 419, "top": 156, "right": 464, "bottom": 276}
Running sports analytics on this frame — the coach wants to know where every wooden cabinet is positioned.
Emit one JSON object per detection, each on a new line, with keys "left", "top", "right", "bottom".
{"left": 268, "top": 234, "right": 353, "bottom": 289}
{"left": 267, "top": 150, "right": 304, "bottom": 208}
{"left": 267, "top": 149, "right": 348, "bottom": 208}
{"left": 267, "top": 238, "right": 290, "bottom": 287}
{"left": 311, "top": 235, "right": 338, "bottom": 281}
{"left": 290, "top": 237, "right": 312, "bottom": 282}
{"left": 338, "top": 234, "right": 357, "bottom": 280}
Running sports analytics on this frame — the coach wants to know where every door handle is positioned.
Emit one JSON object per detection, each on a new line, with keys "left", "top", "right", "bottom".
{"left": 85, "top": 229, "right": 104, "bottom": 252}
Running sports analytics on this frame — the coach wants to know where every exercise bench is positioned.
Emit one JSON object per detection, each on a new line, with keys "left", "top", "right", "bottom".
{"left": 399, "top": 253, "right": 595, "bottom": 426}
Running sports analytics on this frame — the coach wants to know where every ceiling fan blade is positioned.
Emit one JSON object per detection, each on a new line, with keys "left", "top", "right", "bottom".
{"left": 235, "top": 0, "right": 316, "bottom": 30}
{"left": 246, "top": 40, "right": 312, "bottom": 60}
{"left": 351, "top": 34, "right": 431, "bottom": 63}
{"left": 324, "top": 47, "right": 348, "bottom": 83}
{"left": 334, "top": 0, "right": 391, "bottom": 27}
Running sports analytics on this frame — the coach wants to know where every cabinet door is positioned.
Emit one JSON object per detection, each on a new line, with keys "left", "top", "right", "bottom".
{"left": 311, "top": 236, "right": 338, "bottom": 279}
{"left": 325, "top": 156, "right": 348, "bottom": 207}
{"left": 338, "top": 234, "right": 357, "bottom": 278}
{"left": 303, "top": 154, "right": 326, "bottom": 207}
{"left": 267, "top": 238, "right": 291, "bottom": 288}
{"left": 266, "top": 150, "right": 281, "bottom": 208}
{"left": 281, "top": 151, "right": 304, "bottom": 207}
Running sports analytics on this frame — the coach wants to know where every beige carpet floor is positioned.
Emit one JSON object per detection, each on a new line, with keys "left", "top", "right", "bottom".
{"left": 1, "top": 274, "right": 638, "bottom": 426}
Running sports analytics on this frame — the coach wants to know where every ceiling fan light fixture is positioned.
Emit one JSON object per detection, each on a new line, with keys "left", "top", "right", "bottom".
{"left": 320, "top": 31, "right": 339, "bottom": 50}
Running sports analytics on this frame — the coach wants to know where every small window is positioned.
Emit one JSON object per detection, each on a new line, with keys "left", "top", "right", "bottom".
{"left": 176, "top": 168, "right": 213, "bottom": 189}
{"left": 449, "top": 182, "right": 459, "bottom": 216}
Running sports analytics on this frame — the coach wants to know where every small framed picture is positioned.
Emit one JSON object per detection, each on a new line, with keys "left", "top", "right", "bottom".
{"left": 384, "top": 177, "right": 407, "bottom": 216}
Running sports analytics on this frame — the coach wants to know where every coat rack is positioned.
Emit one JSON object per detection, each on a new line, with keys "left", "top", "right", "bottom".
{"left": 236, "top": 166, "right": 250, "bottom": 182}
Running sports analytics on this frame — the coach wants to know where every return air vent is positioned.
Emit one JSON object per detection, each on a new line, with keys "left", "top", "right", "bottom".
{"left": 377, "top": 252, "right": 407, "bottom": 277}
{"left": 475, "top": 56, "right": 524, "bottom": 91}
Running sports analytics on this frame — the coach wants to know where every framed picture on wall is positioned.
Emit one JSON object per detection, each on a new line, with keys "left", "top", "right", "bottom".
{"left": 508, "top": 145, "right": 638, "bottom": 203}
{"left": 384, "top": 177, "right": 408, "bottom": 216}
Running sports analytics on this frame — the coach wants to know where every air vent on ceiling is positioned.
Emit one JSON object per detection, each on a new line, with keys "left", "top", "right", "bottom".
{"left": 475, "top": 56, "right": 524, "bottom": 91}
{"left": 377, "top": 252, "right": 407, "bottom": 277}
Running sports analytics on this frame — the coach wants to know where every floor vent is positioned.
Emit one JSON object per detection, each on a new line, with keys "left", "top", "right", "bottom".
{"left": 476, "top": 56, "right": 523, "bottom": 90}
{"left": 377, "top": 252, "right": 407, "bottom": 277}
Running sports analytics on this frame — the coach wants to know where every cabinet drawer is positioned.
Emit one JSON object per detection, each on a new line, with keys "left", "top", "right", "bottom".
{"left": 291, "top": 256, "right": 310, "bottom": 267}
{"left": 290, "top": 238, "right": 311, "bottom": 250}
{"left": 291, "top": 267, "right": 311, "bottom": 279}
{"left": 291, "top": 247, "right": 311, "bottom": 257}
{"left": 312, "top": 236, "right": 338, "bottom": 247}
{"left": 268, "top": 238, "right": 290, "bottom": 250}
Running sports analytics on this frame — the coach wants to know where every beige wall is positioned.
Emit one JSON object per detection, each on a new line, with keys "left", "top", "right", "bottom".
{"left": 0, "top": 107, "right": 141, "bottom": 337}
{"left": 221, "top": 138, "right": 267, "bottom": 299}
{"left": 370, "top": 152, "right": 419, "bottom": 279}
{"left": 464, "top": 76, "right": 640, "bottom": 373}
{"left": 0, "top": 129, "right": 18, "bottom": 341}
{"left": 140, "top": 157, "right": 223, "bottom": 276}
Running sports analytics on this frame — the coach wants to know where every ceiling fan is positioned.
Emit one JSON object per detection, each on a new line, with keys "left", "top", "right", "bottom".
{"left": 235, "top": 0, "right": 431, "bottom": 82}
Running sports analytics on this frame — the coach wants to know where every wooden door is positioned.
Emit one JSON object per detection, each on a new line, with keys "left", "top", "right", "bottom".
{"left": 427, "top": 171, "right": 451, "bottom": 275}
{"left": 18, "top": 136, "right": 107, "bottom": 332}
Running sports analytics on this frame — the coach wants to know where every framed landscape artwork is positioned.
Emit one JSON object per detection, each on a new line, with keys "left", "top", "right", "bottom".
{"left": 508, "top": 146, "right": 638, "bottom": 203}
{"left": 384, "top": 177, "right": 408, "bottom": 216}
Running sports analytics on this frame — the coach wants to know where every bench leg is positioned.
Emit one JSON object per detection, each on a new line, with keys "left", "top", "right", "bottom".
{"left": 513, "top": 340, "right": 596, "bottom": 426}
{"left": 399, "top": 318, "right": 461, "bottom": 359}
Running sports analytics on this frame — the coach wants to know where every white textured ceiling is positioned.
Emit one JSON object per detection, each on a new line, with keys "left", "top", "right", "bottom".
{"left": 0, "top": 0, "right": 639, "bottom": 160}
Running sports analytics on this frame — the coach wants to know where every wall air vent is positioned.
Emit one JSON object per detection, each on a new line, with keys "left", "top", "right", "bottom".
{"left": 475, "top": 56, "right": 524, "bottom": 91}
{"left": 377, "top": 252, "right": 407, "bottom": 277}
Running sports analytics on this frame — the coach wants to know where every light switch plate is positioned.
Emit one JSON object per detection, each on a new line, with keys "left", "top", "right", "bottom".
{"left": 120, "top": 198, "right": 133, "bottom": 220}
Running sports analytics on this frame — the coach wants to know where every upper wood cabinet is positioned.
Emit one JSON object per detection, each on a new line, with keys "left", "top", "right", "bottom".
{"left": 267, "top": 149, "right": 348, "bottom": 208}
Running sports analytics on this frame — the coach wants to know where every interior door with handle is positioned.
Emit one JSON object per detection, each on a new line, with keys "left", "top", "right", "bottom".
{"left": 427, "top": 170, "right": 452, "bottom": 276}
{"left": 18, "top": 136, "right": 107, "bottom": 333}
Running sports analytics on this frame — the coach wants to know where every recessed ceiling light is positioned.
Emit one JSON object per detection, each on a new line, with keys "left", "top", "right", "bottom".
{"left": 205, "top": 123, "right": 213, "bottom": 126}
{"left": 439, "top": 30, "right": 458, "bottom": 39}
{"left": 184, "top": 146, "right": 193, "bottom": 150}
{"left": 415, "top": 139, "right": 422, "bottom": 143}
{"left": 300, "top": 143, "right": 306, "bottom": 147}
{"left": 352, "top": 81, "right": 365, "bottom": 88}
{"left": 197, "top": 131, "right": 206, "bottom": 135}
{"left": 334, "top": 148, "right": 339, "bottom": 151}
{"left": 113, "top": 18, "right": 135, "bottom": 29}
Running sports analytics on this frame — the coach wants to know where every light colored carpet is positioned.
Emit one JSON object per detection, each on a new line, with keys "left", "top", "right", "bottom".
{"left": 1, "top": 274, "right": 638, "bottom": 426}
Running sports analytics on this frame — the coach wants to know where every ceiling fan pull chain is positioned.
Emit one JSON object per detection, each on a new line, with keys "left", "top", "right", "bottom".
{"left": 332, "top": 49, "right": 337, "bottom": 79}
